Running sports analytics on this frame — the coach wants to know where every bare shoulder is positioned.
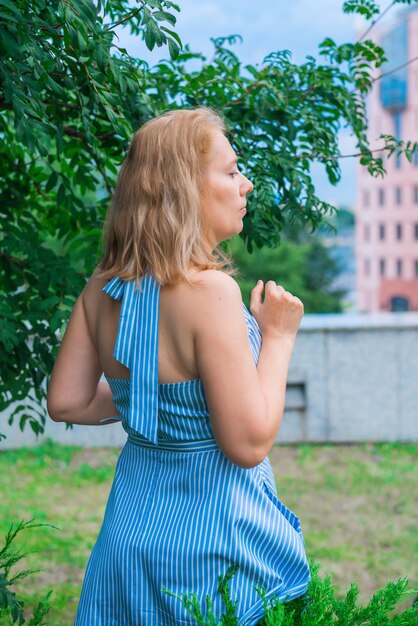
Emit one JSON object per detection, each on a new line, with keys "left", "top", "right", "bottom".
{"left": 79, "top": 271, "right": 117, "bottom": 338}
{"left": 182, "top": 270, "right": 243, "bottom": 334}
{"left": 190, "top": 269, "right": 241, "bottom": 301}
{"left": 81, "top": 270, "right": 108, "bottom": 307}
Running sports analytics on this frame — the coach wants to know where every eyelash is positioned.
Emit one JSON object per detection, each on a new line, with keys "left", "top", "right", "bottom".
{"left": 229, "top": 171, "right": 239, "bottom": 177}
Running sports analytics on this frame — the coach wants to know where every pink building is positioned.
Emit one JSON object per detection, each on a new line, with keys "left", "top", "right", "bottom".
{"left": 355, "top": 6, "right": 418, "bottom": 312}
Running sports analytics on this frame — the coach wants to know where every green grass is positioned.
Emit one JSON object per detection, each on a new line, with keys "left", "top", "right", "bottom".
{"left": 0, "top": 441, "right": 417, "bottom": 625}
{"left": 268, "top": 442, "right": 418, "bottom": 612}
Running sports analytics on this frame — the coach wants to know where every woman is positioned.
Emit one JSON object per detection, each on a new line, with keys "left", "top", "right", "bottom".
{"left": 47, "top": 108, "right": 310, "bottom": 625}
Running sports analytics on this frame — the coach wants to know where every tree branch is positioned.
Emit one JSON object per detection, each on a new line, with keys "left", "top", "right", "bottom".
{"left": 2, "top": 153, "right": 49, "bottom": 199}
{"left": 43, "top": 101, "right": 80, "bottom": 111}
{"left": 98, "top": 130, "right": 116, "bottom": 141}
{"left": 357, "top": 0, "right": 396, "bottom": 43}
{"left": 63, "top": 126, "right": 85, "bottom": 139}
{"left": 221, "top": 69, "right": 273, "bottom": 109}
{"left": 373, "top": 54, "right": 418, "bottom": 83}
{"left": 61, "top": 126, "right": 115, "bottom": 192}
{"left": 105, "top": 3, "right": 145, "bottom": 32}
{"left": 0, "top": 99, "right": 13, "bottom": 111}
{"left": 351, "top": 53, "right": 418, "bottom": 94}
{"left": 294, "top": 146, "right": 387, "bottom": 160}
{"left": 0, "top": 252, "right": 28, "bottom": 269}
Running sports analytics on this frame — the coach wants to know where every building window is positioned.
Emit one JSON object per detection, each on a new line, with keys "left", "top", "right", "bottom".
{"left": 391, "top": 297, "right": 409, "bottom": 312}
{"left": 395, "top": 187, "right": 402, "bottom": 205}
{"left": 379, "top": 223, "right": 385, "bottom": 240}
{"left": 396, "top": 259, "right": 403, "bottom": 277}
{"left": 396, "top": 223, "right": 402, "bottom": 240}
{"left": 364, "top": 258, "right": 370, "bottom": 276}
{"left": 415, "top": 223, "right": 418, "bottom": 239}
{"left": 379, "top": 258, "right": 386, "bottom": 276}
{"left": 363, "top": 190, "right": 370, "bottom": 206}
{"left": 364, "top": 224, "right": 370, "bottom": 241}
{"left": 414, "top": 186, "right": 418, "bottom": 203}
{"left": 378, "top": 189, "right": 385, "bottom": 206}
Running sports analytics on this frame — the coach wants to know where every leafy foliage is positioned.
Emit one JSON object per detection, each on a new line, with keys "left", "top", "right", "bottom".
{"left": 0, "top": 0, "right": 180, "bottom": 433}
{"left": 1, "top": 0, "right": 418, "bottom": 433}
{"left": 343, "top": 0, "right": 380, "bottom": 19}
{"left": 0, "top": 519, "right": 53, "bottom": 625}
{"left": 163, "top": 565, "right": 240, "bottom": 626}
{"left": 169, "top": 562, "right": 418, "bottom": 625}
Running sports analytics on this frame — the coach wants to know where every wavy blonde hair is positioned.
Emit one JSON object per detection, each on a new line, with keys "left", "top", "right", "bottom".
{"left": 98, "top": 107, "right": 236, "bottom": 285}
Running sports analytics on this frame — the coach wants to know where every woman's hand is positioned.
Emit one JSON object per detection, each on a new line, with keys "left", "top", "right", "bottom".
{"left": 250, "top": 280, "right": 304, "bottom": 341}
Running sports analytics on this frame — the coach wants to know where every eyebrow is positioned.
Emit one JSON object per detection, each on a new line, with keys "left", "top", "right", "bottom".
{"left": 226, "top": 157, "right": 238, "bottom": 167}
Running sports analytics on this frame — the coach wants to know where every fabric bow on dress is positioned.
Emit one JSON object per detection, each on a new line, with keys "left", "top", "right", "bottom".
{"left": 102, "top": 274, "right": 160, "bottom": 444}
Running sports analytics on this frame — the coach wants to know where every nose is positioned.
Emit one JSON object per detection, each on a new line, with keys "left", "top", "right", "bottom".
{"left": 241, "top": 175, "right": 254, "bottom": 194}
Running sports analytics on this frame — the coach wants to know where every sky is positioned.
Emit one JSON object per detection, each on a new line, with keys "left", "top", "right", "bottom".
{"left": 118, "top": 0, "right": 400, "bottom": 209}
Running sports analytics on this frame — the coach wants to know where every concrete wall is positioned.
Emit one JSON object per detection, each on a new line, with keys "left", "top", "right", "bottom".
{"left": 280, "top": 311, "right": 418, "bottom": 443}
{"left": 2, "top": 312, "right": 417, "bottom": 449}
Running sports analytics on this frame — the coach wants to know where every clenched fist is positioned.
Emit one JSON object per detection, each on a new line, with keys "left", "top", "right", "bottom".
{"left": 250, "top": 280, "right": 304, "bottom": 340}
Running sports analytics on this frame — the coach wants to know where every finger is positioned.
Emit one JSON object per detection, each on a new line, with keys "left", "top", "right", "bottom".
{"left": 265, "top": 280, "right": 277, "bottom": 294}
{"left": 252, "top": 279, "right": 264, "bottom": 288}
{"left": 295, "top": 298, "right": 304, "bottom": 312}
{"left": 251, "top": 279, "right": 264, "bottom": 294}
{"left": 250, "top": 280, "right": 264, "bottom": 308}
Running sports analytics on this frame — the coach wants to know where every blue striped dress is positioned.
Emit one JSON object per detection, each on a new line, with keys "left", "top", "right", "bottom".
{"left": 74, "top": 273, "right": 310, "bottom": 626}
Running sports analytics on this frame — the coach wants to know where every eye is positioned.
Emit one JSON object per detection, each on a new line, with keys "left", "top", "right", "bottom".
{"left": 229, "top": 171, "right": 239, "bottom": 177}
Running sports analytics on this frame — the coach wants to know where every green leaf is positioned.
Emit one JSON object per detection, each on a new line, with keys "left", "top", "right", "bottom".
{"left": 0, "top": 28, "right": 18, "bottom": 52}
{"left": 160, "top": 26, "right": 182, "bottom": 47}
{"left": 144, "top": 25, "right": 156, "bottom": 51}
{"left": 45, "top": 171, "right": 58, "bottom": 192}
{"left": 57, "top": 184, "right": 66, "bottom": 205}
{"left": 29, "top": 419, "right": 42, "bottom": 436}
{"left": 167, "top": 38, "right": 179, "bottom": 60}
{"left": 153, "top": 10, "right": 177, "bottom": 25}
{"left": 76, "top": 29, "right": 88, "bottom": 52}
{"left": 0, "top": 0, "right": 19, "bottom": 14}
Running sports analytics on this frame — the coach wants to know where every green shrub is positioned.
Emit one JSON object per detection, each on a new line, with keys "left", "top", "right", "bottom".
{"left": 167, "top": 563, "right": 418, "bottom": 625}
{"left": 1, "top": 522, "right": 416, "bottom": 625}
{"left": 0, "top": 520, "right": 52, "bottom": 626}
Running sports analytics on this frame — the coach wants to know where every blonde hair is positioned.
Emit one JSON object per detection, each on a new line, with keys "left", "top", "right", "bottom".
{"left": 98, "top": 107, "right": 236, "bottom": 285}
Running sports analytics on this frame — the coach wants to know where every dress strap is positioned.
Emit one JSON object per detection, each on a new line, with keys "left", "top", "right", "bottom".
{"left": 102, "top": 274, "right": 160, "bottom": 444}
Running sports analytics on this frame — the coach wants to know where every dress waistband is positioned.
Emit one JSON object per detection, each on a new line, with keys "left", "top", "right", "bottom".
{"left": 126, "top": 429, "right": 219, "bottom": 454}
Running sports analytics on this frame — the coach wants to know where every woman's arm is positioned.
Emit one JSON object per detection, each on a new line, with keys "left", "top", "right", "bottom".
{"left": 192, "top": 271, "right": 302, "bottom": 468}
{"left": 47, "top": 289, "right": 119, "bottom": 425}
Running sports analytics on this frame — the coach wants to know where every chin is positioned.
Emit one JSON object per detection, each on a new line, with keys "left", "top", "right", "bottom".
{"left": 228, "top": 225, "right": 243, "bottom": 240}
{"left": 216, "top": 223, "right": 244, "bottom": 244}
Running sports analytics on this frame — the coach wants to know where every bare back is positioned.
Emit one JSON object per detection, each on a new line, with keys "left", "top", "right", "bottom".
{"left": 48, "top": 266, "right": 300, "bottom": 468}
{"left": 82, "top": 273, "right": 202, "bottom": 384}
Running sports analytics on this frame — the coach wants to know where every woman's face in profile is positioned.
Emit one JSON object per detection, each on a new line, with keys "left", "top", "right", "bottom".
{"left": 202, "top": 131, "right": 253, "bottom": 246}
